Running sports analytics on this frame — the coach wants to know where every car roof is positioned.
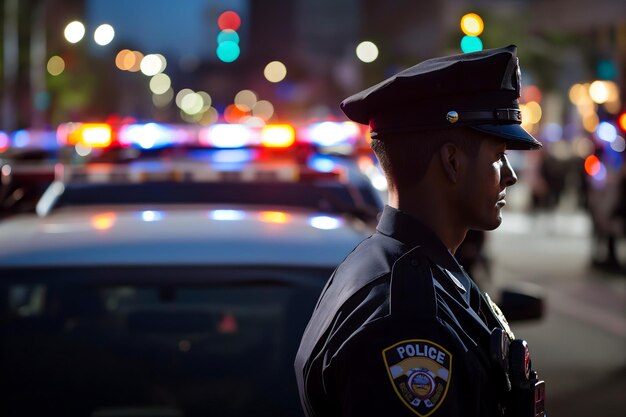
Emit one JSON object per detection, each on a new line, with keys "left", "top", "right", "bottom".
{"left": 0, "top": 204, "right": 372, "bottom": 268}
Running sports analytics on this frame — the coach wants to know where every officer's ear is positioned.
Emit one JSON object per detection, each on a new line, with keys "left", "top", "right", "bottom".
{"left": 439, "top": 142, "right": 464, "bottom": 184}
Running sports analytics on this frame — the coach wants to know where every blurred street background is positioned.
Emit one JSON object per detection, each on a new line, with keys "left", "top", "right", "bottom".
{"left": 1, "top": 1, "right": 625, "bottom": 416}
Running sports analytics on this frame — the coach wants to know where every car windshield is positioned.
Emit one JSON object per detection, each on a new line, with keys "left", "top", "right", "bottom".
{"left": 0, "top": 266, "right": 330, "bottom": 417}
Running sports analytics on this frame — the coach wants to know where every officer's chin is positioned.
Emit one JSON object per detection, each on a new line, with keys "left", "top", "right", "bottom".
{"left": 472, "top": 215, "right": 502, "bottom": 231}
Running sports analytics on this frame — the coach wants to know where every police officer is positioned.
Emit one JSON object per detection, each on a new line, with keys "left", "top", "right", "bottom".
{"left": 294, "top": 45, "right": 546, "bottom": 417}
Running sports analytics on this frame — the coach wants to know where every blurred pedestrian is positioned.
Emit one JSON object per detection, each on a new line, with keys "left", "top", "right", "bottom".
{"left": 295, "top": 45, "right": 546, "bottom": 417}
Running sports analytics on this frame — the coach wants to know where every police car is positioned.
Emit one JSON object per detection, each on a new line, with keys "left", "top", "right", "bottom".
{"left": 0, "top": 201, "right": 374, "bottom": 416}
{"left": 0, "top": 119, "right": 384, "bottom": 416}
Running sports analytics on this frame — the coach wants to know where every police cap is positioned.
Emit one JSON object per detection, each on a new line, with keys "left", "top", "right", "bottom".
{"left": 341, "top": 45, "right": 541, "bottom": 150}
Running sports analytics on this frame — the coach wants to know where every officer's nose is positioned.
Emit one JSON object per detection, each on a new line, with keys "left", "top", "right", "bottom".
{"left": 502, "top": 155, "right": 517, "bottom": 187}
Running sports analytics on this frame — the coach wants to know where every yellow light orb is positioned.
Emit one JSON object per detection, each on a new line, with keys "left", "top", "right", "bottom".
{"left": 589, "top": 80, "right": 610, "bottom": 104}
{"left": 582, "top": 113, "right": 599, "bottom": 133}
{"left": 47, "top": 56, "right": 65, "bottom": 76}
{"left": 460, "top": 13, "right": 484, "bottom": 36}
{"left": 264, "top": 61, "right": 287, "bottom": 83}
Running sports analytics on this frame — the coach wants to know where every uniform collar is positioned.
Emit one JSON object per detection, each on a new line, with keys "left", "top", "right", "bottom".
{"left": 377, "top": 206, "right": 481, "bottom": 315}
{"left": 376, "top": 205, "right": 463, "bottom": 272}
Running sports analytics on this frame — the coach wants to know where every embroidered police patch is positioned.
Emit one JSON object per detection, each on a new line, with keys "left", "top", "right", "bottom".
{"left": 382, "top": 339, "right": 452, "bottom": 417}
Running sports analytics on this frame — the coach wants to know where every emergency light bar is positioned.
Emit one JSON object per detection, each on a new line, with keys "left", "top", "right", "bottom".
{"left": 24, "top": 120, "right": 368, "bottom": 154}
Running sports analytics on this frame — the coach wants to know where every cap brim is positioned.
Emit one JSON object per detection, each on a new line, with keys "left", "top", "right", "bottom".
{"left": 470, "top": 124, "right": 542, "bottom": 150}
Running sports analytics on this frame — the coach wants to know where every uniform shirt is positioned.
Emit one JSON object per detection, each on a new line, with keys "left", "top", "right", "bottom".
{"left": 295, "top": 206, "right": 511, "bottom": 417}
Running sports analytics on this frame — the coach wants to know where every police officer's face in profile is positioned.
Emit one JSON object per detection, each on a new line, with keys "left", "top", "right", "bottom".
{"left": 457, "top": 137, "right": 517, "bottom": 231}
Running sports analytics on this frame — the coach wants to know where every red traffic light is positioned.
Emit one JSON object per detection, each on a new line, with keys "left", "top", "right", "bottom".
{"left": 218, "top": 11, "right": 241, "bottom": 31}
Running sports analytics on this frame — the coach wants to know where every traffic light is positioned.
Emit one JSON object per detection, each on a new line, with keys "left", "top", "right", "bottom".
{"left": 459, "top": 13, "right": 484, "bottom": 53}
{"left": 216, "top": 11, "right": 241, "bottom": 63}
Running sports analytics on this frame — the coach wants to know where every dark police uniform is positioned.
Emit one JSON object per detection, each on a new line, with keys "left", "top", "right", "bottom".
{"left": 295, "top": 45, "right": 545, "bottom": 417}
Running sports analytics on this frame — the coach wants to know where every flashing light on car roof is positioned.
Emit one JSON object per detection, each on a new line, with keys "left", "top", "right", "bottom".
{"left": 64, "top": 123, "right": 113, "bottom": 148}
{"left": 200, "top": 124, "right": 253, "bottom": 148}
{"left": 119, "top": 123, "right": 176, "bottom": 149}
{"left": 0, "top": 131, "right": 9, "bottom": 152}
{"left": 260, "top": 124, "right": 295, "bottom": 148}
{"left": 10, "top": 129, "right": 58, "bottom": 150}
{"left": 302, "top": 121, "right": 360, "bottom": 148}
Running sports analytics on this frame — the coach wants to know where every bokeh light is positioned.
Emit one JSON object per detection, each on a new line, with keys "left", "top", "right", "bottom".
{"left": 0, "top": 132, "right": 9, "bottom": 153}
{"left": 149, "top": 73, "right": 171, "bottom": 95}
{"left": 309, "top": 215, "right": 343, "bottom": 230}
{"left": 64, "top": 21, "right": 85, "bottom": 43}
{"left": 152, "top": 88, "right": 174, "bottom": 108}
{"left": 91, "top": 212, "right": 116, "bottom": 231}
{"left": 197, "top": 91, "right": 212, "bottom": 111}
{"left": 573, "top": 136, "right": 595, "bottom": 158}
{"left": 619, "top": 112, "right": 626, "bottom": 131}
{"left": 224, "top": 104, "right": 249, "bottom": 123}
{"left": 180, "top": 92, "right": 204, "bottom": 115}
{"left": 176, "top": 89, "right": 194, "bottom": 108}
{"left": 521, "top": 85, "right": 542, "bottom": 103}
{"left": 596, "top": 121, "right": 617, "bottom": 143}
{"left": 264, "top": 61, "right": 287, "bottom": 83}
{"left": 252, "top": 100, "right": 274, "bottom": 121}
{"left": 568, "top": 83, "right": 588, "bottom": 105}
{"left": 460, "top": 13, "right": 484, "bottom": 36}
{"left": 94, "top": 24, "right": 115, "bottom": 46}
{"left": 218, "top": 11, "right": 241, "bottom": 31}
{"left": 582, "top": 113, "right": 599, "bottom": 133}
{"left": 589, "top": 80, "right": 611, "bottom": 104}
{"left": 115, "top": 49, "right": 131, "bottom": 70}
{"left": 522, "top": 101, "right": 542, "bottom": 124}
{"left": 47, "top": 56, "right": 65, "bottom": 76}
{"left": 127, "top": 51, "right": 144, "bottom": 72}
{"left": 140, "top": 54, "right": 165, "bottom": 76}
{"left": 259, "top": 211, "right": 290, "bottom": 224}
{"left": 610, "top": 136, "right": 625, "bottom": 152}
{"left": 199, "top": 107, "right": 219, "bottom": 125}
{"left": 356, "top": 41, "right": 379, "bottom": 63}
{"left": 460, "top": 35, "right": 483, "bottom": 53}
{"left": 234, "top": 90, "right": 257, "bottom": 111}
{"left": 217, "top": 29, "right": 240, "bottom": 44}
{"left": 584, "top": 155, "right": 601, "bottom": 176}
{"left": 216, "top": 41, "right": 240, "bottom": 63}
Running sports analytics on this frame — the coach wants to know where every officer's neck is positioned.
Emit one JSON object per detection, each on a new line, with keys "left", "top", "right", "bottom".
{"left": 388, "top": 189, "right": 467, "bottom": 255}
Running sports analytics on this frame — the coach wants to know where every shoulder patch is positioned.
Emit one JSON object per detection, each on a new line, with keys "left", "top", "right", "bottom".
{"left": 382, "top": 339, "right": 452, "bottom": 416}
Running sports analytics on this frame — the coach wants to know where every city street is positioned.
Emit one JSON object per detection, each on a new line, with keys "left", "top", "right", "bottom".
{"left": 484, "top": 209, "right": 626, "bottom": 417}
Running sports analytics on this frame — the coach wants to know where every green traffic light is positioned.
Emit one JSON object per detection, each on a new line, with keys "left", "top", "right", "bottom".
{"left": 217, "top": 29, "right": 240, "bottom": 45}
{"left": 217, "top": 41, "right": 240, "bottom": 63}
{"left": 460, "top": 35, "right": 483, "bottom": 53}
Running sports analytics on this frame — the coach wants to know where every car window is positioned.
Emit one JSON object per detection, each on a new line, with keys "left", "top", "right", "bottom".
{"left": 0, "top": 266, "right": 330, "bottom": 417}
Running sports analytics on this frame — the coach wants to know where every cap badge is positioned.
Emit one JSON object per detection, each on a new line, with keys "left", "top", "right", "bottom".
{"left": 446, "top": 111, "right": 459, "bottom": 123}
